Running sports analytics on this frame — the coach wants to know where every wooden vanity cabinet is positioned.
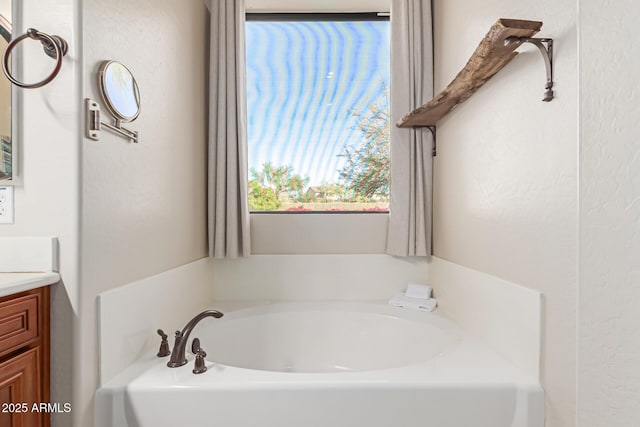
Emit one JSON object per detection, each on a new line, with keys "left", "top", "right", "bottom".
{"left": 0, "top": 286, "right": 50, "bottom": 427}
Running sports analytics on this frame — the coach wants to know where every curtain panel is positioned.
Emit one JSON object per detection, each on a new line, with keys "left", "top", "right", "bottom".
{"left": 386, "top": 0, "right": 434, "bottom": 257}
{"left": 207, "top": 0, "right": 251, "bottom": 258}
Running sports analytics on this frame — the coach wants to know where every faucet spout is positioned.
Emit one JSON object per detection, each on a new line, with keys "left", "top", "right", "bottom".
{"left": 167, "top": 309, "right": 223, "bottom": 368}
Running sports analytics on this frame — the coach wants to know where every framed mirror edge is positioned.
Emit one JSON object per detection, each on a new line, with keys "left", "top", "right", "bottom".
{"left": 0, "top": 0, "right": 22, "bottom": 184}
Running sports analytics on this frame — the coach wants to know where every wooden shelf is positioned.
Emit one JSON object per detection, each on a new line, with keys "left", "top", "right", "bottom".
{"left": 397, "top": 19, "right": 543, "bottom": 128}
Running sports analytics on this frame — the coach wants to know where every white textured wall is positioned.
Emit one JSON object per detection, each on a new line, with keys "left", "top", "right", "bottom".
{"left": 577, "top": 1, "right": 640, "bottom": 426}
{"left": 0, "top": 1, "right": 9, "bottom": 19}
{"left": 431, "top": 1, "right": 577, "bottom": 426}
{"left": 80, "top": 0, "right": 208, "bottom": 425}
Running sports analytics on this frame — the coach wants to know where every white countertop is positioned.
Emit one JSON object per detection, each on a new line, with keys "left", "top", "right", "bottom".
{"left": 0, "top": 272, "right": 60, "bottom": 298}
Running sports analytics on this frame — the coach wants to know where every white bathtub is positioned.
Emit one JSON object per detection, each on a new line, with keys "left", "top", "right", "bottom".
{"left": 95, "top": 301, "right": 544, "bottom": 427}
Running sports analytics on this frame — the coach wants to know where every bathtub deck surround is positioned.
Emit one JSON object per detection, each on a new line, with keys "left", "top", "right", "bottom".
{"left": 97, "top": 259, "right": 216, "bottom": 384}
{"left": 428, "top": 257, "right": 543, "bottom": 379}
{"left": 211, "top": 254, "right": 429, "bottom": 300}
{"left": 95, "top": 301, "right": 543, "bottom": 427}
{"left": 96, "top": 254, "right": 543, "bottom": 427}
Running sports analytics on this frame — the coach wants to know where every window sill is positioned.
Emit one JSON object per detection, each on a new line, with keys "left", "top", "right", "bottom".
{"left": 250, "top": 212, "right": 389, "bottom": 254}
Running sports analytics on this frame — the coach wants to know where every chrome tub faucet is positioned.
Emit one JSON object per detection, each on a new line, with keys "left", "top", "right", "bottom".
{"left": 167, "top": 309, "right": 223, "bottom": 368}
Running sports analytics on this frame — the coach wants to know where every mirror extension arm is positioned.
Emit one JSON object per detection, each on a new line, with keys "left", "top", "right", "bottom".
{"left": 85, "top": 99, "right": 139, "bottom": 143}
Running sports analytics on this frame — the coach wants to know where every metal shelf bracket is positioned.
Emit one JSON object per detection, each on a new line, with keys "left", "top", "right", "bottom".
{"left": 504, "top": 36, "right": 555, "bottom": 102}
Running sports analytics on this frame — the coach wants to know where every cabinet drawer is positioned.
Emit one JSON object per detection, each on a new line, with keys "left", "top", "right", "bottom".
{"left": 0, "top": 347, "right": 42, "bottom": 427}
{"left": 0, "top": 294, "right": 39, "bottom": 357}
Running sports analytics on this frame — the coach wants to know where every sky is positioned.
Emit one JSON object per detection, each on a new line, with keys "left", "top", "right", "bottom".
{"left": 245, "top": 19, "right": 390, "bottom": 186}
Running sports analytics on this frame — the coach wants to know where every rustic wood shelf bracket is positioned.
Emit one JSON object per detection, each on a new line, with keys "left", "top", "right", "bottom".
{"left": 504, "top": 36, "right": 554, "bottom": 101}
{"left": 397, "top": 19, "right": 553, "bottom": 128}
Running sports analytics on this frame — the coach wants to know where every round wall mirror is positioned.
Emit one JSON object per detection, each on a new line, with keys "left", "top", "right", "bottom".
{"left": 98, "top": 61, "right": 140, "bottom": 122}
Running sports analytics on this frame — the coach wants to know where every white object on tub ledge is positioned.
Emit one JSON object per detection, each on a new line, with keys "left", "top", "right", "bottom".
{"left": 389, "top": 294, "right": 438, "bottom": 311}
{"left": 406, "top": 283, "right": 432, "bottom": 299}
{"left": 389, "top": 283, "right": 437, "bottom": 312}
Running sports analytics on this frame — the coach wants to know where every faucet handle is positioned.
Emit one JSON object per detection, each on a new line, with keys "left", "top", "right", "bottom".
{"left": 156, "top": 329, "right": 171, "bottom": 357}
{"left": 192, "top": 345, "right": 207, "bottom": 374}
{"left": 191, "top": 337, "right": 201, "bottom": 354}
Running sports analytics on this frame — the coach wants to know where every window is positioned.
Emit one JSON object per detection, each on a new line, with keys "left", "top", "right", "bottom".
{"left": 245, "top": 13, "right": 390, "bottom": 212}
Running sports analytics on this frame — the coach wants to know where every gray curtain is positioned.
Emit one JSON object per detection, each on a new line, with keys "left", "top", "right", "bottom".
{"left": 208, "top": 0, "right": 251, "bottom": 258}
{"left": 386, "top": 0, "right": 434, "bottom": 257}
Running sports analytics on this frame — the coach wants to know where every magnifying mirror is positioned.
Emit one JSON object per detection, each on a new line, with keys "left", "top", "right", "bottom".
{"left": 87, "top": 60, "right": 140, "bottom": 143}
{"left": 98, "top": 60, "right": 140, "bottom": 123}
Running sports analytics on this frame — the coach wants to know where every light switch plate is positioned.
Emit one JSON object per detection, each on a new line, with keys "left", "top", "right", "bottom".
{"left": 0, "top": 186, "right": 15, "bottom": 224}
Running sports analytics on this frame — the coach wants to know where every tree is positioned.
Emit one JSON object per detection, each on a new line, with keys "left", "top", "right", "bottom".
{"left": 248, "top": 162, "right": 310, "bottom": 210}
{"left": 339, "top": 92, "right": 390, "bottom": 200}
{"left": 248, "top": 180, "right": 280, "bottom": 211}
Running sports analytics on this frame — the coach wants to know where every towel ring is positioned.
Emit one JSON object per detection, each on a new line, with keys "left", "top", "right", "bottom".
{"left": 2, "top": 28, "right": 68, "bottom": 89}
